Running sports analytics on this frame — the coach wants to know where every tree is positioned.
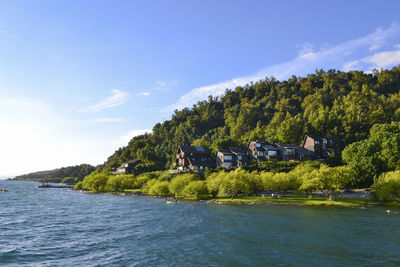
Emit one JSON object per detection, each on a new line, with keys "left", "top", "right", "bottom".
{"left": 169, "top": 173, "right": 199, "bottom": 197}
{"left": 302, "top": 165, "right": 355, "bottom": 200}
{"left": 106, "top": 175, "right": 135, "bottom": 192}
{"left": 82, "top": 171, "right": 109, "bottom": 192}
{"left": 183, "top": 180, "right": 209, "bottom": 199}
{"left": 148, "top": 181, "right": 171, "bottom": 196}
{"left": 342, "top": 122, "right": 400, "bottom": 187}
{"left": 372, "top": 170, "right": 400, "bottom": 201}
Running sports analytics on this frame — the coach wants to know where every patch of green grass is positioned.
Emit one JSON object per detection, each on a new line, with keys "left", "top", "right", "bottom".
{"left": 211, "top": 196, "right": 376, "bottom": 207}
{"left": 382, "top": 201, "right": 400, "bottom": 207}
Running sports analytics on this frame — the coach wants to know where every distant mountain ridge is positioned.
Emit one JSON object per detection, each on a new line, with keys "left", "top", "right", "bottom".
{"left": 13, "top": 164, "right": 96, "bottom": 183}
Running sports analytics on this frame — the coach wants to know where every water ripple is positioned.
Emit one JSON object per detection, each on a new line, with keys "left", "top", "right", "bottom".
{"left": 1, "top": 181, "right": 400, "bottom": 266}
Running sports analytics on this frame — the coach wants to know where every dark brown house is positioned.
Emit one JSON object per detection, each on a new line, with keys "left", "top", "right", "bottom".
{"left": 216, "top": 147, "right": 249, "bottom": 170}
{"left": 276, "top": 144, "right": 314, "bottom": 161}
{"left": 302, "top": 135, "right": 336, "bottom": 159}
{"left": 247, "top": 140, "right": 280, "bottom": 162}
{"left": 174, "top": 145, "right": 215, "bottom": 174}
{"left": 112, "top": 159, "right": 141, "bottom": 175}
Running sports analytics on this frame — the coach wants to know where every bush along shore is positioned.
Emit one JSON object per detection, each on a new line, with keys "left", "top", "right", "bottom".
{"left": 73, "top": 161, "right": 400, "bottom": 207}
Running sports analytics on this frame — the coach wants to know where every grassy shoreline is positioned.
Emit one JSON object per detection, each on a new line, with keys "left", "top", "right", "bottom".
{"left": 80, "top": 189, "right": 400, "bottom": 207}
{"left": 209, "top": 196, "right": 378, "bottom": 207}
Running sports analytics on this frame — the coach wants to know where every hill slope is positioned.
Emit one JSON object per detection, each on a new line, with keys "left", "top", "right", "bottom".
{"left": 98, "top": 67, "right": 400, "bottom": 172}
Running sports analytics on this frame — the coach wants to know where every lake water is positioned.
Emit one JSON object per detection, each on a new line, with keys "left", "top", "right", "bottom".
{"left": 1, "top": 181, "right": 400, "bottom": 266}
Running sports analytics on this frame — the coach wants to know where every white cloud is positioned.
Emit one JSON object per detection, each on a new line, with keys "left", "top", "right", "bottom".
{"left": 342, "top": 60, "right": 361, "bottom": 72}
{"left": 342, "top": 48, "right": 400, "bottom": 71}
{"left": 157, "top": 81, "right": 166, "bottom": 87}
{"left": 363, "top": 49, "right": 400, "bottom": 68}
{"left": 138, "top": 92, "right": 150, "bottom": 96}
{"left": 369, "top": 44, "right": 382, "bottom": 51}
{"left": 111, "top": 129, "right": 152, "bottom": 147}
{"left": 163, "top": 23, "right": 400, "bottom": 113}
{"left": 80, "top": 89, "right": 128, "bottom": 112}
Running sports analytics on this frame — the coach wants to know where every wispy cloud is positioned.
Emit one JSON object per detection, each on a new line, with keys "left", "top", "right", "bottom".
{"left": 80, "top": 89, "right": 129, "bottom": 112}
{"left": 157, "top": 81, "right": 166, "bottom": 87}
{"left": 163, "top": 23, "right": 400, "bottom": 113}
{"left": 0, "top": 28, "right": 59, "bottom": 58}
{"left": 137, "top": 92, "right": 150, "bottom": 96}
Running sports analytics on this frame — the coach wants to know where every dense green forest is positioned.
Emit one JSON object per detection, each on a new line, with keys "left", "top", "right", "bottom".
{"left": 73, "top": 66, "right": 400, "bottom": 202}
{"left": 100, "top": 67, "right": 400, "bottom": 177}
{"left": 13, "top": 164, "right": 96, "bottom": 183}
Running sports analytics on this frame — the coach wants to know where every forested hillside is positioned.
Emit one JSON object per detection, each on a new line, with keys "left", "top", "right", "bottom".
{"left": 100, "top": 67, "right": 400, "bottom": 173}
{"left": 13, "top": 164, "right": 96, "bottom": 183}
{"left": 74, "top": 66, "right": 400, "bottom": 200}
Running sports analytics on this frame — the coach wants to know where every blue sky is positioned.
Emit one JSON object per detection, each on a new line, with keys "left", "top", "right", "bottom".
{"left": 1, "top": 0, "right": 400, "bottom": 178}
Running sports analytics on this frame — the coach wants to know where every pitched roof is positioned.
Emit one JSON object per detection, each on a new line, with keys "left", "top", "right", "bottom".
{"left": 187, "top": 155, "right": 216, "bottom": 167}
{"left": 277, "top": 144, "right": 302, "bottom": 149}
{"left": 247, "top": 140, "right": 276, "bottom": 151}
{"left": 263, "top": 144, "right": 278, "bottom": 150}
{"left": 216, "top": 148, "right": 234, "bottom": 155}
{"left": 178, "top": 145, "right": 211, "bottom": 154}
{"left": 228, "top": 147, "right": 247, "bottom": 155}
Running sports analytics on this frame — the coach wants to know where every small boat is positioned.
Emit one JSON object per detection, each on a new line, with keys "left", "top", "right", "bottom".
{"left": 166, "top": 200, "right": 178, "bottom": 204}
{"left": 0, "top": 189, "right": 8, "bottom": 192}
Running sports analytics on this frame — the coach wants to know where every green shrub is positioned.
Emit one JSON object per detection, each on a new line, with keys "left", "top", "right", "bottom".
{"left": 372, "top": 170, "right": 400, "bottom": 201}
{"left": 183, "top": 180, "right": 209, "bottom": 199}
{"left": 206, "top": 169, "right": 258, "bottom": 198}
{"left": 299, "top": 165, "right": 355, "bottom": 200}
{"left": 73, "top": 181, "right": 84, "bottom": 190}
{"left": 106, "top": 174, "right": 135, "bottom": 192}
{"left": 148, "top": 181, "right": 170, "bottom": 196}
{"left": 81, "top": 171, "right": 109, "bottom": 192}
{"left": 169, "top": 173, "right": 199, "bottom": 197}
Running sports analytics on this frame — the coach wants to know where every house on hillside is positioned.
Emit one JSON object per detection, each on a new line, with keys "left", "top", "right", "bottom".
{"left": 216, "top": 147, "right": 249, "bottom": 170}
{"left": 247, "top": 140, "right": 280, "bottom": 162}
{"left": 174, "top": 145, "right": 215, "bottom": 174}
{"left": 276, "top": 144, "right": 314, "bottom": 161}
{"left": 229, "top": 147, "right": 249, "bottom": 167}
{"left": 112, "top": 160, "right": 141, "bottom": 175}
{"left": 302, "top": 135, "right": 336, "bottom": 159}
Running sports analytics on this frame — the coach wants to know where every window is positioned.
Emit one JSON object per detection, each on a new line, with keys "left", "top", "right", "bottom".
{"left": 257, "top": 151, "right": 264, "bottom": 156}
{"left": 199, "top": 166, "right": 203, "bottom": 169}
{"left": 287, "top": 148, "right": 295, "bottom": 155}
{"left": 223, "top": 163, "right": 231, "bottom": 168}
{"left": 323, "top": 139, "right": 328, "bottom": 144}
{"left": 238, "top": 155, "right": 242, "bottom": 160}
{"left": 268, "top": 151, "right": 277, "bottom": 157}
{"left": 224, "top": 155, "right": 232, "bottom": 161}
{"left": 315, "top": 140, "right": 320, "bottom": 145}
{"left": 256, "top": 143, "right": 261, "bottom": 148}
